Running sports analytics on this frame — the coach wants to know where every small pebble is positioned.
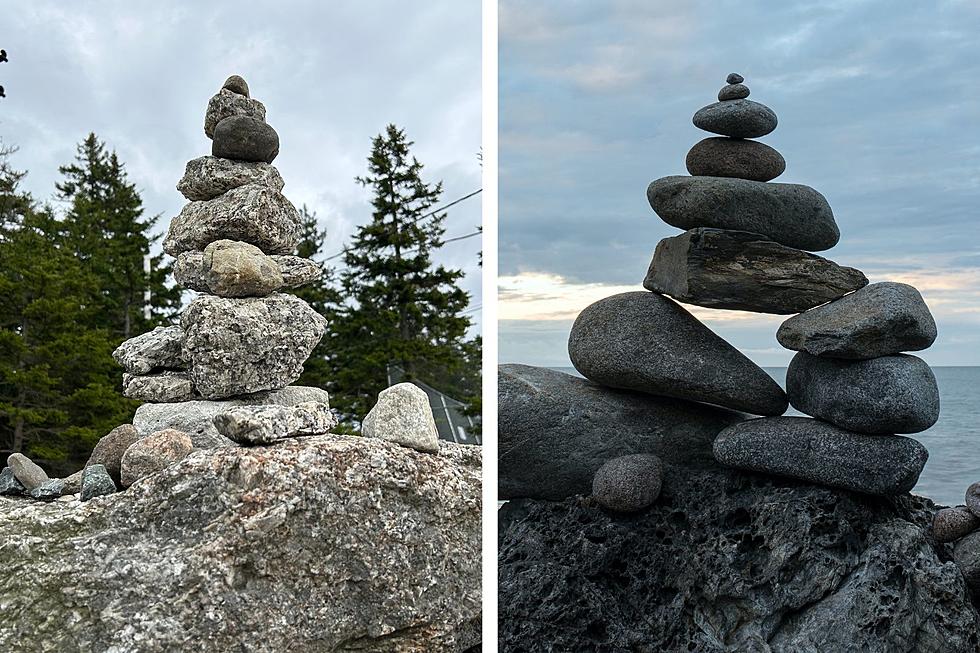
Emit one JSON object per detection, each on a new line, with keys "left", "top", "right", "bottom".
{"left": 592, "top": 454, "right": 663, "bottom": 512}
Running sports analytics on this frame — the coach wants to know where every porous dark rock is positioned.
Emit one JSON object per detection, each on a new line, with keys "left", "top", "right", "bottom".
{"left": 203, "top": 239, "right": 284, "bottom": 297}
{"left": 498, "top": 470, "right": 980, "bottom": 652}
{"left": 222, "top": 74, "right": 249, "bottom": 97}
{"left": 213, "top": 402, "right": 337, "bottom": 445}
{"left": 592, "top": 454, "right": 663, "bottom": 512}
{"left": 7, "top": 452, "right": 48, "bottom": 490}
{"left": 647, "top": 175, "right": 840, "bottom": 251}
{"left": 86, "top": 424, "right": 140, "bottom": 486}
{"left": 777, "top": 282, "right": 938, "bottom": 359}
{"left": 713, "top": 416, "right": 928, "bottom": 495}
{"left": 28, "top": 478, "right": 65, "bottom": 502}
{"left": 176, "top": 155, "right": 283, "bottom": 201}
{"left": 122, "top": 371, "right": 194, "bottom": 402}
{"left": 0, "top": 466, "right": 25, "bottom": 496}
{"left": 362, "top": 383, "right": 440, "bottom": 454}
{"left": 935, "top": 507, "right": 980, "bottom": 543}
{"left": 568, "top": 292, "right": 788, "bottom": 415}
{"left": 693, "top": 99, "right": 778, "bottom": 138}
{"left": 643, "top": 228, "right": 868, "bottom": 314}
{"left": 112, "top": 325, "right": 186, "bottom": 375}
{"left": 212, "top": 115, "right": 280, "bottom": 163}
{"left": 787, "top": 352, "right": 940, "bottom": 434}
{"left": 718, "top": 83, "right": 750, "bottom": 100}
{"left": 203, "top": 88, "right": 266, "bottom": 138}
{"left": 498, "top": 364, "right": 745, "bottom": 500}
{"left": 120, "top": 429, "right": 193, "bottom": 488}
{"left": 685, "top": 136, "right": 785, "bottom": 181}
{"left": 80, "top": 464, "right": 116, "bottom": 502}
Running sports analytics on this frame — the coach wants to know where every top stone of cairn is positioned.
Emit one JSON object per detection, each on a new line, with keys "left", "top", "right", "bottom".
{"left": 694, "top": 74, "right": 777, "bottom": 138}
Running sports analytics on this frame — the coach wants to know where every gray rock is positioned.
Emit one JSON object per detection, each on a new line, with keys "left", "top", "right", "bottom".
{"left": 0, "top": 466, "right": 25, "bottom": 495}
{"left": 568, "top": 292, "right": 788, "bottom": 415}
{"left": 498, "top": 364, "right": 746, "bottom": 500}
{"left": 592, "top": 454, "right": 663, "bottom": 512}
{"left": 86, "top": 424, "right": 140, "bottom": 486}
{"left": 777, "top": 282, "right": 938, "bottom": 359}
{"left": 213, "top": 402, "right": 337, "bottom": 445}
{"left": 685, "top": 136, "right": 784, "bottom": 181}
{"left": 222, "top": 74, "right": 249, "bottom": 97}
{"left": 7, "top": 452, "right": 48, "bottom": 490}
{"left": 361, "top": 383, "right": 440, "bottom": 453}
{"left": 726, "top": 72, "right": 744, "bottom": 84}
{"left": 203, "top": 88, "right": 266, "bottom": 139}
{"left": 181, "top": 293, "right": 327, "bottom": 399}
{"left": 28, "top": 478, "right": 65, "bottom": 502}
{"left": 122, "top": 371, "right": 194, "bottom": 402}
{"left": 693, "top": 99, "right": 777, "bottom": 138}
{"left": 174, "top": 251, "right": 321, "bottom": 294}
{"left": 647, "top": 175, "right": 840, "bottom": 251}
{"left": 62, "top": 469, "right": 83, "bottom": 495}
{"left": 787, "top": 352, "right": 940, "bottom": 434}
{"left": 713, "top": 416, "right": 928, "bottom": 495}
{"left": 965, "top": 481, "right": 980, "bottom": 517}
{"left": 0, "top": 436, "right": 481, "bottom": 652}
{"left": 176, "top": 155, "right": 283, "bottom": 201}
{"left": 954, "top": 531, "right": 980, "bottom": 592}
{"left": 133, "top": 385, "right": 331, "bottom": 448}
{"left": 120, "top": 429, "right": 193, "bottom": 488}
{"left": 202, "top": 239, "right": 284, "bottom": 297}
{"left": 163, "top": 183, "right": 300, "bottom": 257}
{"left": 112, "top": 325, "right": 186, "bottom": 375}
{"left": 643, "top": 228, "right": 868, "bottom": 314}
{"left": 80, "top": 464, "right": 117, "bottom": 502}
{"left": 934, "top": 507, "right": 980, "bottom": 543}
{"left": 717, "top": 83, "right": 750, "bottom": 101}
{"left": 212, "top": 115, "right": 280, "bottom": 163}
{"left": 274, "top": 255, "right": 323, "bottom": 288}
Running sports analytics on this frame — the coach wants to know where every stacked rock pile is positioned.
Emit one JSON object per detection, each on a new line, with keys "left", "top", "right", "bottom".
{"left": 935, "top": 482, "right": 980, "bottom": 592}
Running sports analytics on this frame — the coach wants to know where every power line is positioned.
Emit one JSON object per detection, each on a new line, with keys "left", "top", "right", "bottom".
{"left": 459, "top": 304, "right": 482, "bottom": 315}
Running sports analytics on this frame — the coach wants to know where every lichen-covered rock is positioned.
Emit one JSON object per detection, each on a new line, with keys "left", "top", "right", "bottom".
{"left": 212, "top": 115, "right": 280, "bottom": 163}
{"left": 177, "top": 155, "right": 283, "bottom": 201}
{"left": 119, "top": 429, "right": 193, "bottom": 488}
{"left": 0, "top": 436, "right": 481, "bottom": 652}
{"left": 203, "top": 239, "right": 284, "bottom": 297}
{"left": 86, "top": 424, "right": 139, "bottom": 486}
{"left": 274, "top": 255, "right": 323, "bottom": 288}
{"left": 163, "top": 184, "right": 301, "bottom": 257}
{"left": 181, "top": 293, "right": 327, "bottom": 399}
{"left": 592, "top": 454, "right": 663, "bottom": 512}
{"left": 203, "top": 88, "right": 266, "bottom": 138}
{"left": 175, "top": 251, "right": 321, "bottom": 294}
{"left": 80, "top": 464, "right": 116, "bottom": 502}
{"left": 0, "top": 466, "right": 25, "bottom": 496}
{"left": 362, "top": 383, "right": 440, "bottom": 453}
{"left": 7, "top": 452, "right": 48, "bottom": 490}
{"left": 499, "top": 469, "right": 980, "bottom": 652}
{"left": 122, "top": 371, "right": 194, "bottom": 402}
{"left": 112, "top": 325, "right": 186, "bottom": 375}
{"left": 213, "top": 402, "right": 337, "bottom": 445}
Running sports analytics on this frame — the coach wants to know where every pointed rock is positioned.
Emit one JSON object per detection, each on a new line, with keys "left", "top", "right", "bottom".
{"left": 362, "top": 383, "right": 440, "bottom": 454}
{"left": 222, "top": 74, "right": 249, "bottom": 97}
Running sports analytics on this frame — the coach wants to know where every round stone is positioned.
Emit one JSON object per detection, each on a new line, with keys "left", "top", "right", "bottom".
{"left": 718, "top": 84, "right": 749, "bottom": 101}
{"left": 934, "top": 507, "right": 980, "bottom": 543}
{"left": 966, "top": 482, "right": 980, "bottom": 517}
{"left": 685, "top": 137, "right": 785, "bottom": 182}
{"left": 86, "top": 424, "right": 139, "bottom": 486}
{"left": 726, "top": 73, "right": 744, "bottom": 84}
{"left": 954, "top": 531, "right": 980, "bottom": 591}
{"left": 212, "top": 115, "right": 280, "bottom": 164}
{"left": 693, "top": 99, "right": 777, "bottom": 138}
{"left": 592, "top": 454, "right": 663, "bottom": 512}
{"left": 222, "top": 74, "right": 249, "bottom": 97}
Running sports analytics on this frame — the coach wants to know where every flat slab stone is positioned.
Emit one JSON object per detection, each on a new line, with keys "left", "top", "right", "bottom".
{"left": 204, "top": 89, "right": 266, "bottom": 138}
{"left": 647, "top": 175, "right": 840, "bottom": 251}
{"left": 693, "top": 99, "right": 777, "bottom": 138}
{"left": 685, "top": 137, "right": 785, "bottom": 182}
{"left": 777, "top": 282, "right": 937, "bottom": 359}
{"left": 499, "top": 364, "right": 746, "bottom": 500}
{"left": 163, "top": 184, "right": 301, "bottom": 257}
{"left": 177, "top": 156, "right": 284, "bottom": 201}
{"left": 112, "top": 325, "right": 186, "bottom": 375}
{"left": 643, "top": 228, "right": 868, "bottom": 314}
{"left": 787, "top": 352, "right": 940, "bottom": 434}
{"left": 175, "top": 251, "right": 321, "bottom": 295}
{"left": 213, "top": 402, "right": 337, "bottom": 445}
{"left": 362, "top": 383, "right": 440, "bottom": 454}
{"left": 713, "top": 416, "right": 928, "bottom": 496}
{"left": 212, "top": 115, "right": 280, "bottom": 164}
{"left": 122, "top": 372, "right": 194, "bottom": 403}
{"left": 568, "top": 292, "right": 788, "bottom": 416}
{"left": 28, "top": 479, "right": 65, "bottom": 502}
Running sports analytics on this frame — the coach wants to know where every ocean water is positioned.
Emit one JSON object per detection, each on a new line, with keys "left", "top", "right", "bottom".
{"left": 551, "top": 366, "right": 979, "bottom": 507}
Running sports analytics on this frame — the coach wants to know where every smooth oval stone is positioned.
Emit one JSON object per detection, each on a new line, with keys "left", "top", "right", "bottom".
{"left": 777, "top": 282, "right": 937, "bottom": 359}
{"left": 718, "top": 84, "right": 750, "bottom": 101}
{"left": 647, "top": 175, "right": 840, "bottom": 251}
{"left": 592, "top": 454, "right": 663, "bottom": 512}
{"left": 693, "top": 99, "right": 777, "bottom": 138}
{"left": 686, "top": 137, "right": 784, "bottom": 182}
{"left": 713, "top": 416, "right": 928, "bottom": 496}
{"left": 966, "top": 482, "right": 980, "bottom": 517}
{"left": 212, "top": 115, "right": 280, "bottom": 164}
{"left": 786, "top": 352, "right": 940, "bottom": 434}
{"left": 7, "top": 453, "right": 48, "bottom": 490}
{"left": 644, "top": 228, "right": 868, "bottom": 314}
{"left": 120, "top": 429, "right": 193, "bottom": 488}
{"left": 727, "top": 73, "right": 744, "bottom": 84}
{"left": 954, "top": 531, "right": 980, "bottom": 591}
{"left": 934, "top": 507, "right": 980, "bottom": 543}
{"left": 222, "top": 74, "right": 249, "bottom": 97}
{"left": 498, "top": 365, "right": 746, "bottom": 500}
{"left": 568, "top": 292, "right": 788, "bottom": 416}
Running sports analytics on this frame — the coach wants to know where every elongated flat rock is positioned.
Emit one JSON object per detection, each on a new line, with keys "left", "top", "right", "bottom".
{"left": 647, "top": 175, "right": 840, "bottom": 251}
{"left": 122, "top": 372, "right": 194, "bottom": 403}
{"left": 499, "top": 364, "right": 745, "bottom": 500}
{"left": 112, "top": 325, "right": 186, "bottom": 375}
{"left": 177, "top": 156, "right": 284, "bottom": 201}
{"left": 686, "top": 137, "right": 785, "bottom": 182}
{"left": 568, "top": 292, "right": 787, "bottom": 415}
{"left": 777, "top": 282, "right": 937, "bottom": 359}
{"left": 213, "top": 402, "right": 337, "bottom": 445}
{"left": 693, "top": 99, "right": 777, "bottom": 138}
{"left": 713, "top": 416, "right": 928, "bottom": 496}
{"left": 643, "top": 228, "right": 868, "bottom": 314}
{"left": 786, "top": 352, "right": 940, "bottom": 434}
{"left": 174, "top": 251, "right": 321, "bottom": 294}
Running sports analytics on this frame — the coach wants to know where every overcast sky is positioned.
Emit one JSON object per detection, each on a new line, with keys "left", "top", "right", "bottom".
{"left": 499, "top": 0, "right": 980, "bottom": 367}
{"left": 1, "top": 1, "right": 482, "bottom": 332}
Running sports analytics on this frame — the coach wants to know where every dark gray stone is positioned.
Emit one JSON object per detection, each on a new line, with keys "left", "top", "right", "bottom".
{"left": 966, "top": 481, "right": 980, "bottom": 518}
{"left": 647, "top": 175, "right": 840, "bottom": 251}
{"left": 498, "top": 364, "right": 746, "bottom": 500}
{"left": 954, "top": 531, "right": 980, "bottom": 592}
{"left": 222, "top": 74, "right": 249, "bottom": 97}
{"left": 693, "top": 99, "right": 777, "bottom": 138}
{"left": 568, "top": 292, "right": 788, "bottom": 415}
{"left": 726, "top": 72, "right": 744, "bottom": 84}
{"left": 643, "top": 228, "right": 868, "bottom": 314}
{"left": 86, "top": 424, "right": 140, "bottom": 486}
{"left": 777, "top": 282, "right": 938, "bottom": 359}
{"left": 0, "top": 466, "right": 25, "bottom": 496}
{"left": 592, "top": 454, "right": 663, "bottom": 512}
{"left": 28, "top": 478, "right": 66, "bottom": 502}
{"left": 80, "top": 464, "right": 117, "bottom": 502}
{"left": 7, "top": 453, "right": 48, "bottom": 490}
{"left": 685, "top": 136, "right": 784, "bottom": 181}
{"left": 717, "top": 83, "right": 750, "bottom": 101}
{"left": 212, "top": 115, "right": 279, "bottom": 163}
{"left": 713, "top": 416, "right": 928, "bottom": 495}
{"left": 934, "top": 507, "right": 980, "bottom": 543}
{"left": 786, "top": 352, "right": 940, "bottom": 434}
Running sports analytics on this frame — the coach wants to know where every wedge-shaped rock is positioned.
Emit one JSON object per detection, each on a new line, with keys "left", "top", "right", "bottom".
{"left": 273, "top": 256, "right": 323, "bottom": 288}
{"left": 713, "top": 416, "right": 928, "bottom": 496}
{"left": 568, "top": 292, "right": 788, "bottom": 415}
{"left": 177, "top": 156, "right": 284, "bottom": 201}
{"left": 647, "top": 175, "right": 840, "bottom": 251}
{"left": 362, "top": 383, "right": 440, "bottom": 454}
{"left": 777, "top": 282, "right": 937, "bottom": 359}
{"left": 786, "top": 352, "right": 939, "bottom": 434}
{"left": 204, "top": 88, "right": 266, "bottom": 138}
{"left": 163, "top": 184, "right": 300, "bottom": 256}
{"left": 175, "top": 251, "right": 321, "bottom": 294}
{"left": 499, "top": 365, "right": 745, "bottom": 500}
{"left": 643, "top": 228, "right": 868, "bottom": 314}
{"left": 112, "top": 325, "right": 186, "bottom": 375}
{"left": 214, "top": 402, "right": 336, "bottom": 445}
{"left": 693, "top": 99, "right": 777, "bottom": 138}
{"left": 122, "top": 372, "right": 194, "bottom": 403}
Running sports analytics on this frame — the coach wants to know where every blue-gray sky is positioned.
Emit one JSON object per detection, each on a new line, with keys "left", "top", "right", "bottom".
{"left": 499, "top": 0, "right": 980, "bottom": 367}
{"left": 1, "top": 1, "right": 482, "bottom": 332}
